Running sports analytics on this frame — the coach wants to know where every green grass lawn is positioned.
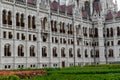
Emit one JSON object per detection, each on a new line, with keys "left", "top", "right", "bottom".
{"left": 24, "top": 64, "right": 120, "bottom": 80}
{"left": 2, "top": 64, "right": 120, "bottom": 80}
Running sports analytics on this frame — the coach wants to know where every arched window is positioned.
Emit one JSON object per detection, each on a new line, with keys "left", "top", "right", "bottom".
{"left": 77, "top": 49, "right": 81, "bottom": 58}
{"left": 107, "top": 28, "right": 109, "bottom": 37}
{"left": 4, "top": 44, "right": 11, "bottom": 56}
{"left": 42, "top": 46, "right": 47, "bottom": 57}
{"left": 18, "top": 45, "right": 24, "bottom": 57}
{"left": 32, "top": 16, "right": 36, "bottom": 29}
{"left": 62, "top": 22, "right": 65, "bottom": 33}
{"left": 28, "top": 15, "right": 31, "bottom": 29}
{"left": 117, "top": 27, "right": 120, "bottom": 36}
{"left": 16, "top": 13, "right": 20, "bottom": 26}
{"left": 8, "top": 11, "right": 12, "bottom": 25}
{"left": 43, "top": 17, "right": 47, "bottom": 30}
{"left": 67, "top": 23, "right": 70, "bottom": 34}
{"left": 51, "top": 20, "right": 54, "bottom": 31}
{"left": 108, "top": 49, "right": 114, "bottom": 57}
{"left": 69, "top": 48, "right": 73, "bottom": 58}
{"left": 2, "top": 10, "right": 7, "bottom": 24}
{"left": 21, "top": 14, "right": 24, "bottom": 27}
{"left": 70, "top": 24, "right": 72, "bottom": 34}
{"left": 107, "top": 41, "right": 110, "bottom": 46}
{"left": 110, "top": 28, "right": 113, "bottom": 37}
{"left": 54, "top": 21, "right": 57, "bottom": 32}
{"left": 96, "top": 50, "right": 99, "bottom": 58}
{"left": 60, "top": 22, "right": 62, "bottom": 33}
{"left": 76, "top": 25, "right": 80, "bottom": 35}
{"left": 95, "top": 28, "right": 98, "bottom": 37}
{"left": 53, "top": 47, "right": 57, "bottom": 57}
{"left": 30, "top": 45, "right": 35, "bottom": 57}
{"left": 90, "top": 50, "right": 93, "bottom": 58}
{"left": 61, "top": 48, "right": 65, "bottom": 57}
{"left": 85, "top": 49, "right": 88, "bottom": 58}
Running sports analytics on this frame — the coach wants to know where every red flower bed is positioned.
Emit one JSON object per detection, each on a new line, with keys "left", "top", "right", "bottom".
{"left": 0, "top": 70, "right": 46, "bottom": 78}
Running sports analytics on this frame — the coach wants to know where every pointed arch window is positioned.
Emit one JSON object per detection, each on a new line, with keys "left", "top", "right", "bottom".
{"left": 32, "top": 16, "right": 36, "bottom": 29}
{"left": 107, "top": 28, "right": 109, "bottom": 37}
{"left": 77, "top": 49, "right": 81, "bottom": 58}
{"left": 21, "top": 14, "right": 24, "bottom": 27}
{"left": 28, "top": 15, "right": 31, "bottom": 29}
{"left": 30, "top": 45, "right": 35, "bottom": 57}
{"left": 96, "top": 50, "right": 99, "bottom": 58}
{"left": 108, "top": 49, "right": 114, "bottom": 58}
{"left": 95, "top": 28, "right": 98, "bottom": 37}
{"left": 61, "top": 48, "right": 65, "bottom": 57}
{"left": 51, "top": 20, "right": 54, "bottom": 31}
{"left": 110, "top": 28, "right": 113, "bottom": 37}
{"left": 8, "top": 11, "right": 12, "bottom": 25}
{"left": 54, "top": 21, "right": 57, "bottom": 32}
{"left": 117, "top": 27, "right": 120, "bottom": 36}
{"left": 90, "top": 50, "right": 94, "bottom": 58}
{"left": 69, "top": 48, "right": 73, "bottom": 58}
{"left": 18, "top": 45, "right": 24, "bottom": 57}
{"left": 62, "top": 22, "right": 65, "bottom": 33}
{"left": 43, "top": 17, "right": 47, "bottom": 30}
{"left": 53, "top": 47, "right": 57, "bottom": 57}
{"left": 2, "top": 10, "right": 7, "bottom": 24}
{"left": 85, "top": 49, "right": 88, "bottom": 58}
{"left": 16, "top": 13, "right": 20, "bottom": 26}
{"left": 4, "top": 44, "right": 11, "bottom": 56}
{"left": 42, "top": 46, "right": 47, "bottom": 57}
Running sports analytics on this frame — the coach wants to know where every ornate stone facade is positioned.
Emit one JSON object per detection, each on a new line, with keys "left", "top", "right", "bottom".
{"left": 0, "top": 0, "right": 120, "bottom": 70}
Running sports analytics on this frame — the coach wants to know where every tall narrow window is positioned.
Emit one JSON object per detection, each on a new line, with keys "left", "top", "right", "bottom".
{"left": 28, "top": 15, "right": 31, "bottom": 29}
{"left": 2, "top": 10, "right": 7, "bottom": 24}
{"left": 29, "top": 34, "right": 31, "bottom": 41}
{"left": 110, "top": 28, "right": 113, "bottom": 37}
{"left": 8, "top": 11, "right": 12, "bottom": 25}
{"left": 8, "top": 32, "right": 12, "bottom": 39}
{"left": 33, "top": 35, "right": 37, "bottom": 41}
{"left": 62, "top": 23, "right": 65, "bottom": 33}
{"left": 42, "top": 47, "right": 47, "bottom": 57}
{"left": 17, "top": 33, "right": 19, "bottom": 40}
{"left": 108, "top": 49, "right": 114, "bottom": 57}
{"left": 85, "top": 49, "right": 88, "bottom": 58}
{"left": 61, "top": 48, "right": 65, "bottom": 57}
{"left": 32, "top": 16, "right": 36, "bottom": 29}
{"left": 21, "top": 33, "right": 25, "bottom": 40}
{"left": 21, "top": 14, "right": 24, "bottom": 27}
{"left": 53, "top": 47, "right": 57, "bottom": 57}
{"left": 43, "top": 17, "right": 47, "bottom": 30}
{"left": 18, "top": 45, "right": 24, "bottom": 57}
{"left": 54, "top": 21, "right": 57, "bottom": 32}
{"left": 4, "top": 44, "right": 11, "bottom": 56}
{"left": 51, "top": 20, "right": 54, "bottom": 31}
{"left": 95, "top": 28, "right": 98, "bottom": 37}
{"left": 77, "top": 49, "right": 81, "bottom": 58}
{"left": 3, "top": 31, "right": 6, "bottom": 38}
{"left": 69, "top": 48, "right": 73, "bottom": 58}
{"left": 16, "top": 13, "right": 20, "bottom": 26}
{"left": 107, "top": 28, "right": 109, "bottom": 37}
{"left": 30, "top": 46, "right": 35, "bottom": 57}
{"left": 96, "top": 50, "right": 99, "bottom": 58}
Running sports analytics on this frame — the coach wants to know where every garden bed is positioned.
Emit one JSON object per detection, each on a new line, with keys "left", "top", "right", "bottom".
{"left": 0, "top": 70, "right": 46, "bottom": 79}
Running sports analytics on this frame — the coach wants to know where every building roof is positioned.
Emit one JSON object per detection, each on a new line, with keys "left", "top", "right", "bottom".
{"left": 50, "top": 1, "right": 58, "bottom": 10}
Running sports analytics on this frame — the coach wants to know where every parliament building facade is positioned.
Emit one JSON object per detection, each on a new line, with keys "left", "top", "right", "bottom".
{"left": 0, "top": 0, "right": 120, "bottom": 69}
